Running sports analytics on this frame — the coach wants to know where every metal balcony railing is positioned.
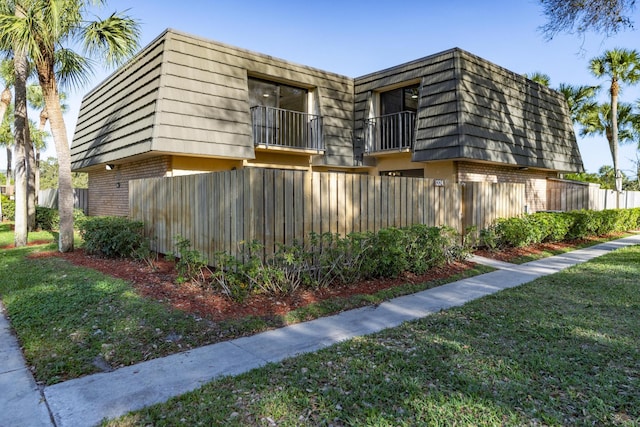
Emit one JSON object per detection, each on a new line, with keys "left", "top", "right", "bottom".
{"left": 251, "top": 106, "right": 324, "bottom": 152}
{"left": 364, "top": 111, "right": 416, "bottom": 153}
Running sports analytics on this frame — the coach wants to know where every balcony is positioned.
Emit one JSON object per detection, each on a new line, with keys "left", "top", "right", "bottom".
{"left": 251, "top": 106, "right": 324, "bottom": 152}
{"left": 364, "top": 111, "right": 416, "bottom": 154}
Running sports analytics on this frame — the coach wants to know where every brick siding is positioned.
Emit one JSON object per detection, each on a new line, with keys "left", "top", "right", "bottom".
{"left": 457, "top": 161, "right": 557, "bottom": 212}
{"left": 87, "top": 156, "right": 170, "bottom": 217}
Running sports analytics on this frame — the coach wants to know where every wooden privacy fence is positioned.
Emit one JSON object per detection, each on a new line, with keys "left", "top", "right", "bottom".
{"left": 129, "top": 169, "right": 526, "bottom": 262}
{"left": 37, "top": 188, "right": 89, "bottom": 214}
{"left": 547, "top": 179, "right": 640, "bottom": 211}
{"left": 461, "top": 181, "right": 526, "bottom": 233}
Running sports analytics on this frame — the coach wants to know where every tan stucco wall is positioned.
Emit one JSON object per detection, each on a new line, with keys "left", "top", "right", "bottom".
{"left": 170, "top": 156, "right": 243, "bottom": 176}
{"left": 244, "top": 150, "right": 314, "bottom": 171}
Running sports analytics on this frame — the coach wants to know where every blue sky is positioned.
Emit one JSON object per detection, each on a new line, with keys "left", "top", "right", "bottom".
{"left": 5, "top": 0, "right": 640, "bottom": 176}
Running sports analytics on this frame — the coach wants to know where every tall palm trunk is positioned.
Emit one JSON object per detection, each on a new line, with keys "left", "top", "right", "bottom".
{"left": 610, "top": 78, "right": 621, "bottom": 207}
{"left": 26, "top": 118, "right": 35, "bottom": 231}
{"left": 5, "top": 147, "right": 10, "bottom": 187}
{"left": 36, "top": 109, "right": 47, "bottom": 197}
{"left": 0, "top": 88, "right": 10, "bottom": 204}
{"left": 0, "top": 87, "right": 10, "bottom": 121}
{"left": 13, "top": 43, "right": 29, "bottom": 247}
{"left": 39, "top": 69, "right": 73, "bottom": 252}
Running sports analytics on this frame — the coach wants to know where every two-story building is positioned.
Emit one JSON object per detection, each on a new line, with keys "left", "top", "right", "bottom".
{"left": 71, "top": 29, "right": 583, "bottom": 216}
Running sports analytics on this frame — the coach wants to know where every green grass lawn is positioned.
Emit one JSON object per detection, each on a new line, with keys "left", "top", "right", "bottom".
{"left": 0, "top": 226, "right": 490, "bottom": 385}
{"left": 0, "top": 222, "right": 58, "bottom": 248}
{"left": 103, "top": 245, "right": 640, "bottom": 426}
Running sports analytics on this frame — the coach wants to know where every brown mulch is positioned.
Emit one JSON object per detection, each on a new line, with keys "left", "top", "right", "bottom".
{"left": 1, "top": 240, "right": 52, "bottom": 249}
{"left": 23, "top": 234, "right": 622, "bottom": 323}
{"left": 31, "top": 249, "right": 475, "bottom": 322}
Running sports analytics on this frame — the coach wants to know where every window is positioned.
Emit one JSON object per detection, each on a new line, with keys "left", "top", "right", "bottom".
{"left": 379, "top": 169, "right": 424, "bottom": 178}
{"left": 380, "top": 84, "right": 419, "bottom": 115}
{"left": 248, "top": 78, "right": 307, "bottom": 112}
{"left": 248, "top": 77, "right": 322, "bottom": 150}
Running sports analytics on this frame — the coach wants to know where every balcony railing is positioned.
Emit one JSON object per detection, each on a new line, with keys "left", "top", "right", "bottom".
{"left": 364, "top": 111, "right": 416, "bottom": 153}
{"left": 251, "top": 106, "right": 324, "bottom": 152}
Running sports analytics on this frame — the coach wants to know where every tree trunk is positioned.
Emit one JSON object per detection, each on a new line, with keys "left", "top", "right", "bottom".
{"left": 26, "top": 126, "right": 36, "bottom": 231}
{"left": 40, "top": 74, "right": 74, "bottom": 252}
{"left": 13, "top": 46, "right": 29, "bottom": 247}
{"left": 5, "top": 147, "right": 10, "bottom": 187}
{"left": 610, "top": 78, "right": 621, "bottom": 208}
{"left": 0, "top": 88, "right": 10, "bottom": 219}
{"left": 34, "top": 109, "right": 48, "bottom": 216}
{"left": 0, "top": 87, "right": 10, "bottom": 122}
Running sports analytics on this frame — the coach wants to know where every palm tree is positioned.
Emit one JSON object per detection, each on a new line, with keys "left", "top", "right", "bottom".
{"left": 580, "top": 102, "right": 638, "bottom": 179}
{"left": 0, "top": 60, "right": 12, "bottom": 190}
{"left": 589, "top": 48, "right": 640, "bottom": 199}
{"left": 27, "top": 83, "right": 66, "bottom": 220}
{"left": 0, "top": 0, "right": 140, "bottom": 252}
{"left": 525, "top": 72, "right": 551, "bottom": 87}
{"left": 12, "top": 3, "right": 30, "bottom": 246}
{"left": 0, "top": 104, "right": 12, "bottom": 222}
{"left": 557, "top": 83, "right": 600, "bottom": 124}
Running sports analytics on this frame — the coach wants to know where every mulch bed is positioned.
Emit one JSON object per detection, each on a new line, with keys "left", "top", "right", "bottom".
{"left": 22, "top": 234, "right": 621, "bottom": 322}
{"left": 32, "top": 249, "right": 475, "bottom": 322}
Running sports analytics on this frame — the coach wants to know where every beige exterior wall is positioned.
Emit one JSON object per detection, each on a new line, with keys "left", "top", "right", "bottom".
{"left": 170, "top": 156, "right": 243, "bottom": 176}
{"left": 425, "top": 161, "right": 456, "bottom": 181}
{"left": 87, "top": 156, "right": 170, "bottom": 217}
{"left": 245, "top": 150, "right": 315, "bottom": 171}
{"left": 457, "top": 161, "right": 557, "bottom": 212}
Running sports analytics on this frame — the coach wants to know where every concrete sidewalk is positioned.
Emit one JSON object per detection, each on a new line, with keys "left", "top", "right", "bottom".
{"left": 2, "top": 234, "right": 639, "bottom": 427}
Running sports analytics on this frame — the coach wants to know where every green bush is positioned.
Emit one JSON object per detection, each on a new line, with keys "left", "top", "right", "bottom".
{"left": 172, "top": 235, "right": 209, "bottom": 285}
{"left": 1, "top": 195, "right": 14, "bottom": 221}
{"left": 482, "top": 208, "right": 640, "bottom": 248}
{"left": 493, "top": 215, "right": 543, "bottom": 247}
{"left": 366, "top": 227, "right": 408, "bottom": 278}
{"left": 35, "top": 207, "right": 58, "bottom": 230}
{"left": 205, "top": 225, "right": 470, "bottom": 302}
{"left": 566, "top": 210, "right": 601, "bottom": 239}
{"left": 34, "top": 207, "right": 86, "bottom": 231}
{"left": 79, "top": 216, "right": 145, "bottom": 258}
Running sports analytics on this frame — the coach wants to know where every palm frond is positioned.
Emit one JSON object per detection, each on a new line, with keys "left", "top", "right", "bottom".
{"left": 81, "top": 11, "right": 140, "bottom": 67}
{"left": 54, "top": 47, "right": 93, "bottom": 90}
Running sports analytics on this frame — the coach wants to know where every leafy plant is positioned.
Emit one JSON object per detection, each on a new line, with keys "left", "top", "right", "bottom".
{"left": 1, "top": 194, "right": 14, "bottom": 221}
{"left": 132, "top": 236, "right": 159, "bottom": 271}
{"left": 481, "top": 207, "right": 640, "bottom": 248}
{"left": 79, "top": 216, "right": 145, "bottom": 258}
{"left": 172, "top": 235, "right": 209, "bottom": 285}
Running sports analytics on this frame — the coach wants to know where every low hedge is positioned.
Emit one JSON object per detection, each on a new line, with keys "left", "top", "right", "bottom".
{"left": 203, "top": 224, "right": 473, "bottom": 302}
{"left": 480, "top": 208, "right": 640, "bottom": 248}
{"left": 79, "top": 216, "right": 145, "bottom": 258}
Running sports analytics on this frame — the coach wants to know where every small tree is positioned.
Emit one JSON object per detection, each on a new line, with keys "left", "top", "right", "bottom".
{"left": 589, "top": 49, "right": 640, "bottom": 200}
{"left": 0, "top": 0, "right": 141, "bottom": 252}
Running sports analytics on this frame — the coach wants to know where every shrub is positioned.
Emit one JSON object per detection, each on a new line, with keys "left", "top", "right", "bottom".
{"left": 494, "top": 215, "right": 541, "bottom": 247}
{"left": 307, "top": 232, "right": 374, "bottom": 286}
{"left": 365, "top": 227, "right": 408, "bottom": 278}
{"left": 482, "top": 207, "right": 640, "bottom": 248}
{"left": 79, "top": 216, "right": 145, "bottom": 258}
{"left": 1, "top": 195, "right": 14, "bottom": 221}
{"left": 566, "top": 210, "right": 601, "bottom": 239}
{"left": 35, "top": 207, "right": 59, "bottom": 230}
{"left": 172, "top": 235, "right": 209, "bottom": 285}
{"left": 205, "top": 225, "right": 468, "bottom": 302}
